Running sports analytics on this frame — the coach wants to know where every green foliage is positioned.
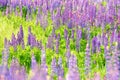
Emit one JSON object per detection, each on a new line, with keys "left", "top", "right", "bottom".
{"left": 22, "top": 6, "right": 27, "bottom": 18}
{"left": 118, "top": 25, "right": 120, "bottom": 31}
{"left": 90, "top": 27, "right": 101, "bottom": 39}
{"left": 80, "top": 39, "right": 87, "bottom": 52}
{"left": 0, "top": 6, "right": 6, "bottom": 11}
{"left": 32, "top": 47, "right": 41, "bottom": 64}
{"left": 105, "top": 24, "right": 111, "bottom": 31}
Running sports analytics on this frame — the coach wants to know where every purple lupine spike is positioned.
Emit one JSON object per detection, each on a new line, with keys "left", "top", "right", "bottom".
{"left": 31, "top": 54, "right": 37, "bottom": 70}
{"left": 58, "top": 67, "right": 64, "bottom": 78}
{"left": 41, "top": 47, "right": 46, "bottom": 64}
{"left": 76, "top": 28, "right": 82, "bottom": 52}
{"left": 71, "top": 29, "right": 75, "bottom": 39}
{"left": 40, "top": 13, "right": 48, "bottom": 30}
{"left": 32, "top": 62, "right": 48, "bottom": 80}
{"left": 21, "top": 39, "right": 25, "bottom": 49}
{"left": 105, "top": 45, "right": 119, "bottom": 80}
{"left": 64, "top": 29, "right": 68, "bottom": 40}
{"left": 61, "top": 8, "right": 69, "bottom": 25}
{"left": 20, "top": 5, "right": 23, "bottom": 17}
{"left": 31, "top": 55, "right": 39, "bottom": 80}
{"left": 101, "top": 32, "right": 105, "bottom": 46}
{"left": 9, "top": 58, "right": 21, "bottom": 80}
{"left": 92, "top": 36, "right": 97, "bottom": 53}
{"left": 17, "top": 66, "right": 27, "bottom": 80}
{"left": 51, "top": 58, "right": 58, "bottom": 76}
{"left": 66, "top": 36, "right": 70, "bottom": 49}
{"left": 105, "top": 46, "right": 111, "bottom": 79}
{"left": 58, "top": 76, "right": 64, "bottom": 80}
{"left": 27, "top": 33, "right": 31, "bottom": 46}
{"left": 58, "top": 57, "right": 62, "bottom": 67}
{"left": 93, "top": 72, "right": 101, "bottom": 80}
{"left": 42, "top": 1, "right": 48, "bottom": 15}
{"left": 67, "top": 20, "right": 73, "bottom": 29}
{"left": 0, "top": 66, "right": 12, "bottom": 80}
{"left": 17, "top": 25, "right": 24, "bottom": 47}
{"left": 66, "top": 46, "right": 71, "bottom": 67}
{"left": 69, "top": 54, "right": 78, "bottom": 70}
{"left": 11, "top": 33, "right": 17, "bottom": 50}
{"left": 27, "top": 27, "right": 32, "bottom": 45}
{"left": 96, "top": 35, "right": 101, "bottom": 53}
{"left": 58, "top": 57, "right": 64, "bottom": 78}
{"left": 2, "top": 38, "right": 9, "bottom": 67}
{"left": 0, "top": 38, "right": 11, "bottom": 80}
{"left": 19, "top": 25, "right": 24, "bottom": 39}
{"left": 39, "top": 64, "right": 48, "bottom": 80}
{"left": 52, "top": 8, "right": 61, "bottom": 29}
{"left": 85, "top": 43, "right": 91, "bottom": 75}
{"left": 46, "top": 35, "right": 53, "bottom": 49}
{"left": 110, "top": 30, "right": 115, "bottom": 44}
{"left": 111, "top": 37, "right": 119, "bottom": 80}
{"left": 66, "top": 54, "right": 80, "bottom": 80}
{"left": 104, "top": 35, "right": 108, "bottom": 55}
{"left": 118, "top": 31, "right": 120, "bottom": 51}
{"left": 52, "top": 1, "right": 61, "bottom": 10}
{"left": 30, "top": 34, "right": 36, "bottom": 48}
{"left": 55, "top": 33, "right": 60, "bottom": 53}
{"left": 36, "top": 40, "right": 42, "bottom": 49}
{"left": 2, "top": 46, "right": 9, "bottom": 65}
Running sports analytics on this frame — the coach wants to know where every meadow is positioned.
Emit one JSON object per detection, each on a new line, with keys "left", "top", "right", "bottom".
{"left": 0, "top": 0, "right": 120, "bottom": 80}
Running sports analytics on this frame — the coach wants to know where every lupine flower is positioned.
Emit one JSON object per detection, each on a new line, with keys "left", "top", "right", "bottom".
{"left": 66, "top": 54, "right": 80, "bottom": 80}
{"left": 9, "top": 58, "right": 21, "bottom": 80}
{"left": 31, "top": 34, "right": 36, "bottom": 47}
{"left": 51, "top": 58, "right": 58, "bottom": 76}
{"left": 76, "top": 28, "right": 82, "bottom": 52}
{"left": 118, "top": 31, "right": 120, "bottom": 51}
{"left": 66, "top": 36, "right": 70, "bottom": 49}
{"left": 36, "top": 40, "right": 42, "bottom": 49}
{"left": 40, "top": 13, "right": 48, "bottom": 30}
{"left": 19, "top": 66, "right": 27, "bottom": 80}
{"left": 41, "top": 47, "right": 46, "bottom": 64}
{"left": 42, "top": 1, "right": 48, "bottom": 15}
{"left": 66, "top": 46, "right": 71, "bottom": 67}
{"left": 104, "top": 35, "right": 108, "bottom": 61}
{"left": 47, "top": 35, "right": 53, "bottom": 49}
{"left": 71, "top": 29, "right": 75, "bottom": 39}
{"left": 39, "top": 64, "right": 48, "bottom": 80}
{"left": 55, "top": 33, "right": 60, "bottom": 53}
{"left": 52, "top": 8, "right": 61, "bottom": 29}
{"left": 17, "top": 25, "right": 24, "bottom": 47}
{"left": 58, "top": 57, "right": 64, "bottom": 77}
{"left": 92, "top": 36, "right": 97, "bottom": 53}
{"left": 11, "top": 33, "right": 17, "bottom": 50}
{"left": 96, "top": 35, "right": 101, "bottom": 53}
{"left": 85, "top": 43, "right": 91, "bottom": 75}
{"left": 32, "top": 63, "right": 48, "bottom": 80}
{"left": 31, "top": 54, "right": 37, "bottom": 70}
{"left": 20, "top": 5, "right": 23, "bottom": 17}
{"left": 93, "top": 72, "right": 101, "bottom": 80}
{"left": 76, "top": 28, "right": 82, "bottom": 40}
{"left": 67, "top": 20, "right": 73, "bottom": 29}
{"left": 52, "top": 1, "right": 61, "bottom": 10}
